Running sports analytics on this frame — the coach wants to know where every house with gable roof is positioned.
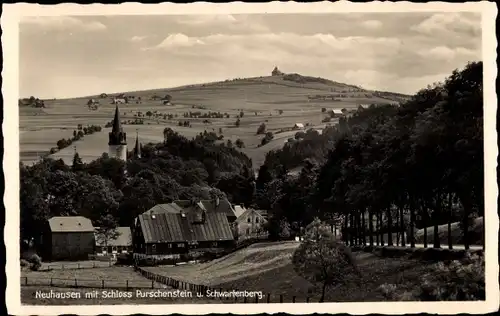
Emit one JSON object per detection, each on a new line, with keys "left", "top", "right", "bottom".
{"left": 41, "top": 216, "right": 95, "bottom": 261}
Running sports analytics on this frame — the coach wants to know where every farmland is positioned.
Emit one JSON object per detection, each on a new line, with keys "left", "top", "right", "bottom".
{"left": 19, "top": 74, "right": 406, "bottom": 170}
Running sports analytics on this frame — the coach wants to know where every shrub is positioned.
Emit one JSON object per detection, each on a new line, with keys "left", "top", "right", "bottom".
{"left": 20, "top": 259, "right": 29, "bottom": 268}
{"left": 378, "top": 252, "right": 485, "bottom": 301}
{"left": 28, "top": 254, "right": 42, "bottom": 271}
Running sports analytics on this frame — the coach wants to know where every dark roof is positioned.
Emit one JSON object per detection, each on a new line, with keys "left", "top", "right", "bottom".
{"left": 138, "top": 208, "right": 234, "bottom": 243}
{"left": 48, "top": 216, "right": 94, "bottom": 232}
{"left": 94, "top": 227, "right": 132, "bottom": 247}
{"left": 112, "top": 105, "right": 122, "bottom": 133}
{"left": 173, "top": 198, "right": 236, "bottom": 218}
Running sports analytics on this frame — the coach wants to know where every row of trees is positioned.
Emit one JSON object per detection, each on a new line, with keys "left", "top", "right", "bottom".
{"left": 255, "top": 61, "right": 484, "bottom": 249}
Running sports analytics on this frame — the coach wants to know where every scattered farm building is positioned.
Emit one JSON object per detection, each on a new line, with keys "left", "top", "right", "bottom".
{"left": 133, "top": 199, "right": 236, "bottom": 260}
{"left": 330, "top": 109, "right": 343, "bottom": 117}
{"left": 112, "top": 98, "right": 127, "bottom": 104}
{"left": 94, "top": 226, "right": 132, "bottom": 255}
{"left": 41, "top": 216, "right": 95, "bottom": 261}
{"left": 293, "top": 123, "right": 305, "bottom": 130}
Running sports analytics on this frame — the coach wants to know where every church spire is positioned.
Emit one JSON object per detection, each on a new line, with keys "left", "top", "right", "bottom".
{"left": 134, "top": 129, "right": 141, "bottom": 159}
{"left": 108, "top": 105, "right": 127, "bottom": 146}
{"left": 112, "top": 105, "right": 122, "bottom": 134}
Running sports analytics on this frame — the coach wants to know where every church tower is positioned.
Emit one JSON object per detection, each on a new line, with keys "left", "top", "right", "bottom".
{"left": 133, "top": 130, "right": 141, "bottom": 159}
{"left": 108, "top": 105, "right": 127, "bottom": 161}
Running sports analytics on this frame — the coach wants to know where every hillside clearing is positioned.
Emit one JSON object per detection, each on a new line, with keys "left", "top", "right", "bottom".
{"left": 144, "top": 241, "right": 438, "bottom": 302}
{"left": 20, "top": 75, "right": 405, "bottom": 169}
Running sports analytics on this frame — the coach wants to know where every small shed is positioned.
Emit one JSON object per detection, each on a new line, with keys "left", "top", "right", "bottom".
{"left": 94, "top": 227, "right": 132, "bottom": 255}
{"left": 41, "top": 216, "right": 95, "bottom": 261}
{"left": 293, "top": 123, "right": 305, "bottom": 130}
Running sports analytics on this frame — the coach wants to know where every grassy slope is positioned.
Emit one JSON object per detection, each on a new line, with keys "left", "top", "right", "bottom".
{"left": 144, "top": 241, "right": 435, "bottom": 302}
{"left": 414, "top": 217, "right": 484, "bottom": 245}
{"left": 19, "top": 75, "right": 408, "bottom": 170}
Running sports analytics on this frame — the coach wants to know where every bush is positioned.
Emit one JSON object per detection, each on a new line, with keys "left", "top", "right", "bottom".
{"left": 28, "top": 254, "right": 42, "bottom": 271}
{"left": 378, "top": 252, "right": 485, "bottom": 301}
{"left": 20, "top": 259, "right": 29, "bottom": 268}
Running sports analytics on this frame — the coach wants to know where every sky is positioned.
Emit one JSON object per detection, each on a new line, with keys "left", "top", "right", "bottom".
{"left": 19, "top": 12, "right": 482, "bottom": 99}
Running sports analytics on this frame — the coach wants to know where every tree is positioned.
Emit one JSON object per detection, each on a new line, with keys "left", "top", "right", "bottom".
{"left": 235, "top": 139, "right": 245, "bottom": 148}
{"left": 292, "top": 219, "right": 360, "bottom": 302}
{"left": 72, "top": 152, "right": 84, "bottom": 172}
{"left": 235, "top": 118, "right": 241, "bottom": 127}
{"left": 256, "top": 123, "right": 266, "bottom": 135}
{"left": 239, "top": 111, "right": 244, "bottom": 118}
{"left": 95, "top": 214, "right": 121, "bottom": 253}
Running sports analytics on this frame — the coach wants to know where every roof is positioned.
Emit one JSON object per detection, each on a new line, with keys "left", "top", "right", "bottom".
{"left": 294, "top": 123, "right": 304, "bottom": 128}
{"left": 173, "top": 198, "right": 236, "bottom": 218}
{"left": 112, "top": 105, "right": 122, "bottom": 133}
{"left": 332, "top": 109, "right": 343, "bottom": 114}
{"left": 233, "top": 205, "right": 246, "bottom": 218}
{"left": 94, "top": 227, "right": 132, "bottom": 247}
{"left": 138, "top": 208, "right": 234, "bottom": 243}
{"left": 236, "top": 208, "right": 268, "bottom": 223}
{"left": 48, "top": 216, "right": 94, "bottom": 233}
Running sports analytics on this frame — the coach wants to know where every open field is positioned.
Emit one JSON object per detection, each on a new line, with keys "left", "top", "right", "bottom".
{"left": 20, "top": 75, "right": 405, "bottom": 169}
{"left": 143, "top": 241, "right": 439, "bottom": 302}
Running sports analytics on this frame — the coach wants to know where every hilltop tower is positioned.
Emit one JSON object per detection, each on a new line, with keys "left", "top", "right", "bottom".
{"left": 133, "top": 130, "right": 142, "bottom": 159}
{"left": 108, "top": 105, "right": 127, "bottom": 162}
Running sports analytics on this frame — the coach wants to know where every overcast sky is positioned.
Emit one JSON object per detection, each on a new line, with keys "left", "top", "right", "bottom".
{"left": 19, "top": 12, "right": 482, "bottom": 99}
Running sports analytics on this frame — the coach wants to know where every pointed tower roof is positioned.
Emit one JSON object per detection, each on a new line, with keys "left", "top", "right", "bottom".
{"left": 134, "top": 130, "right": 141, "bottom": 158}
{"left": 112, "top": 105, "right": 122, "bottom": 133}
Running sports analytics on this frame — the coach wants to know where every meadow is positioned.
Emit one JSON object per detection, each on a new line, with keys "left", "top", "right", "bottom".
{"left": 19, "top": 75, "right": 403, "bottom": 169}
{"left": 143, "top": 241, "right": 437, "bottom": 302}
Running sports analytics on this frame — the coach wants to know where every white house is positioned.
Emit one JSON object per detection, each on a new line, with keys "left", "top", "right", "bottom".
{"left": 293, "top": 123, "right": 305, "bottom": 130}
{"left": 232, "top": 207, "right": 268, "bottom": 240}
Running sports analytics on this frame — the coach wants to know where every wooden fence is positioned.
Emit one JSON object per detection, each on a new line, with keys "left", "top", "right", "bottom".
{"left": 21, "top": 276, "right": 164, "bottom": 290}
{"left": 135, "top": 266, "right": 319, "bottom": 303}
{"left": 38, "top": 261, "right": 115, "bottom": 271}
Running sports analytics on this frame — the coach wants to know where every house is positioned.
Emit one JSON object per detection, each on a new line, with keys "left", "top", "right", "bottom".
{"left": 112, "top": 98, "right": 127, "bottom": 104}
{"left": 293, "top": 123, "right": 305, "bottom": 130}
{"left": 94, "top": 226, "right": 132, "bottom": 255}
{"left": 233, "top": 208, "right": 268, "bottom": 240}
{"left": 41, "top": 216, "right": 95, "bottom": 261}
{"left": 330, "top": 109, "right": 343, "bottom": 117}
{"left": 133, "top": 201, "right": 235, "bottom": 260}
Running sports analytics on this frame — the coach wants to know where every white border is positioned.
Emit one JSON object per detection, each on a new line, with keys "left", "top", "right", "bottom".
{"left": 3, "top": 2, "right": 498, "bottom": 315}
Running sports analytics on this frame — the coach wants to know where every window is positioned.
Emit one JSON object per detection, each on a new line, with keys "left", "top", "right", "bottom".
{"left": 246, "top": 228, "right": 250, "bottom": 235}
{"left": 107, "top": 246, "right": 112, "bottom": 253}
{"left": 211, "top": 242, "right": 218, "bottom": 247}
{"left": 247, "top": 218, "right": 251, "bottom": 223}
{"left": 177, "top": 243, "right": 185, "bottom": 248}
{"left": 167, "top": 244, "right": 172, "bottom": 248}
{"left": 255, "top": 217, "right": 259, "bottom": 223}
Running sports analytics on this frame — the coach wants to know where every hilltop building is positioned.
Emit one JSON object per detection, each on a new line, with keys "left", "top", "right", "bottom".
{"left": 108, "top": 105, "right": 127, "bottom": 162}
{"left": 272, "top": 66, "right": 284, "bottom": 76}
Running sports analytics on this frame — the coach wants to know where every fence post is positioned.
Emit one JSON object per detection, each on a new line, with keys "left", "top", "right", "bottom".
{"left": 102, "top": 280, "right": 105, "bottom": 289}
{"left": 244, "top": 296, "right": 247, "bottom": 303}
{"left": 255, "top": 295, "right": 258, "bottom": 303}
{"left": 50, "top": 278, "right": 53, "bottom": 286}
{"left": 25, "top": 277, "right": 28, "bottom": 286}
{"left": 292, "top": 296, "right": 296, "bottom": 303}
{"left": 267, "top": 293, "right": 270, "bottom": 303}
{"left": 306, "top": 297, "right": 310, "bottom": 303}
{"left": 75, "top": 278, "right": 78, "bottom": 288}
{"left": 151, "top": 280, "right": 154, "bottom": 289}
{"left": 280, "top": 294, "right": 283, "bottom": 303}
{"left": 126, "top": 280, "right": 129, "bottom": 291}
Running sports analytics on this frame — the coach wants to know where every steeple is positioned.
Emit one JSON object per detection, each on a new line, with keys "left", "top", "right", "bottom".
{"left": 133, "top": 129, "right": 141, "bottom": 159}
{"left": 108, "top": 105, "right": 127, "bottom": 146}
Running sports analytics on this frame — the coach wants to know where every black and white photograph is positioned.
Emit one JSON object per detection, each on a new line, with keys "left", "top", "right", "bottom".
{"left": 3, "top": 1, "right": 498, "bottom": 315}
